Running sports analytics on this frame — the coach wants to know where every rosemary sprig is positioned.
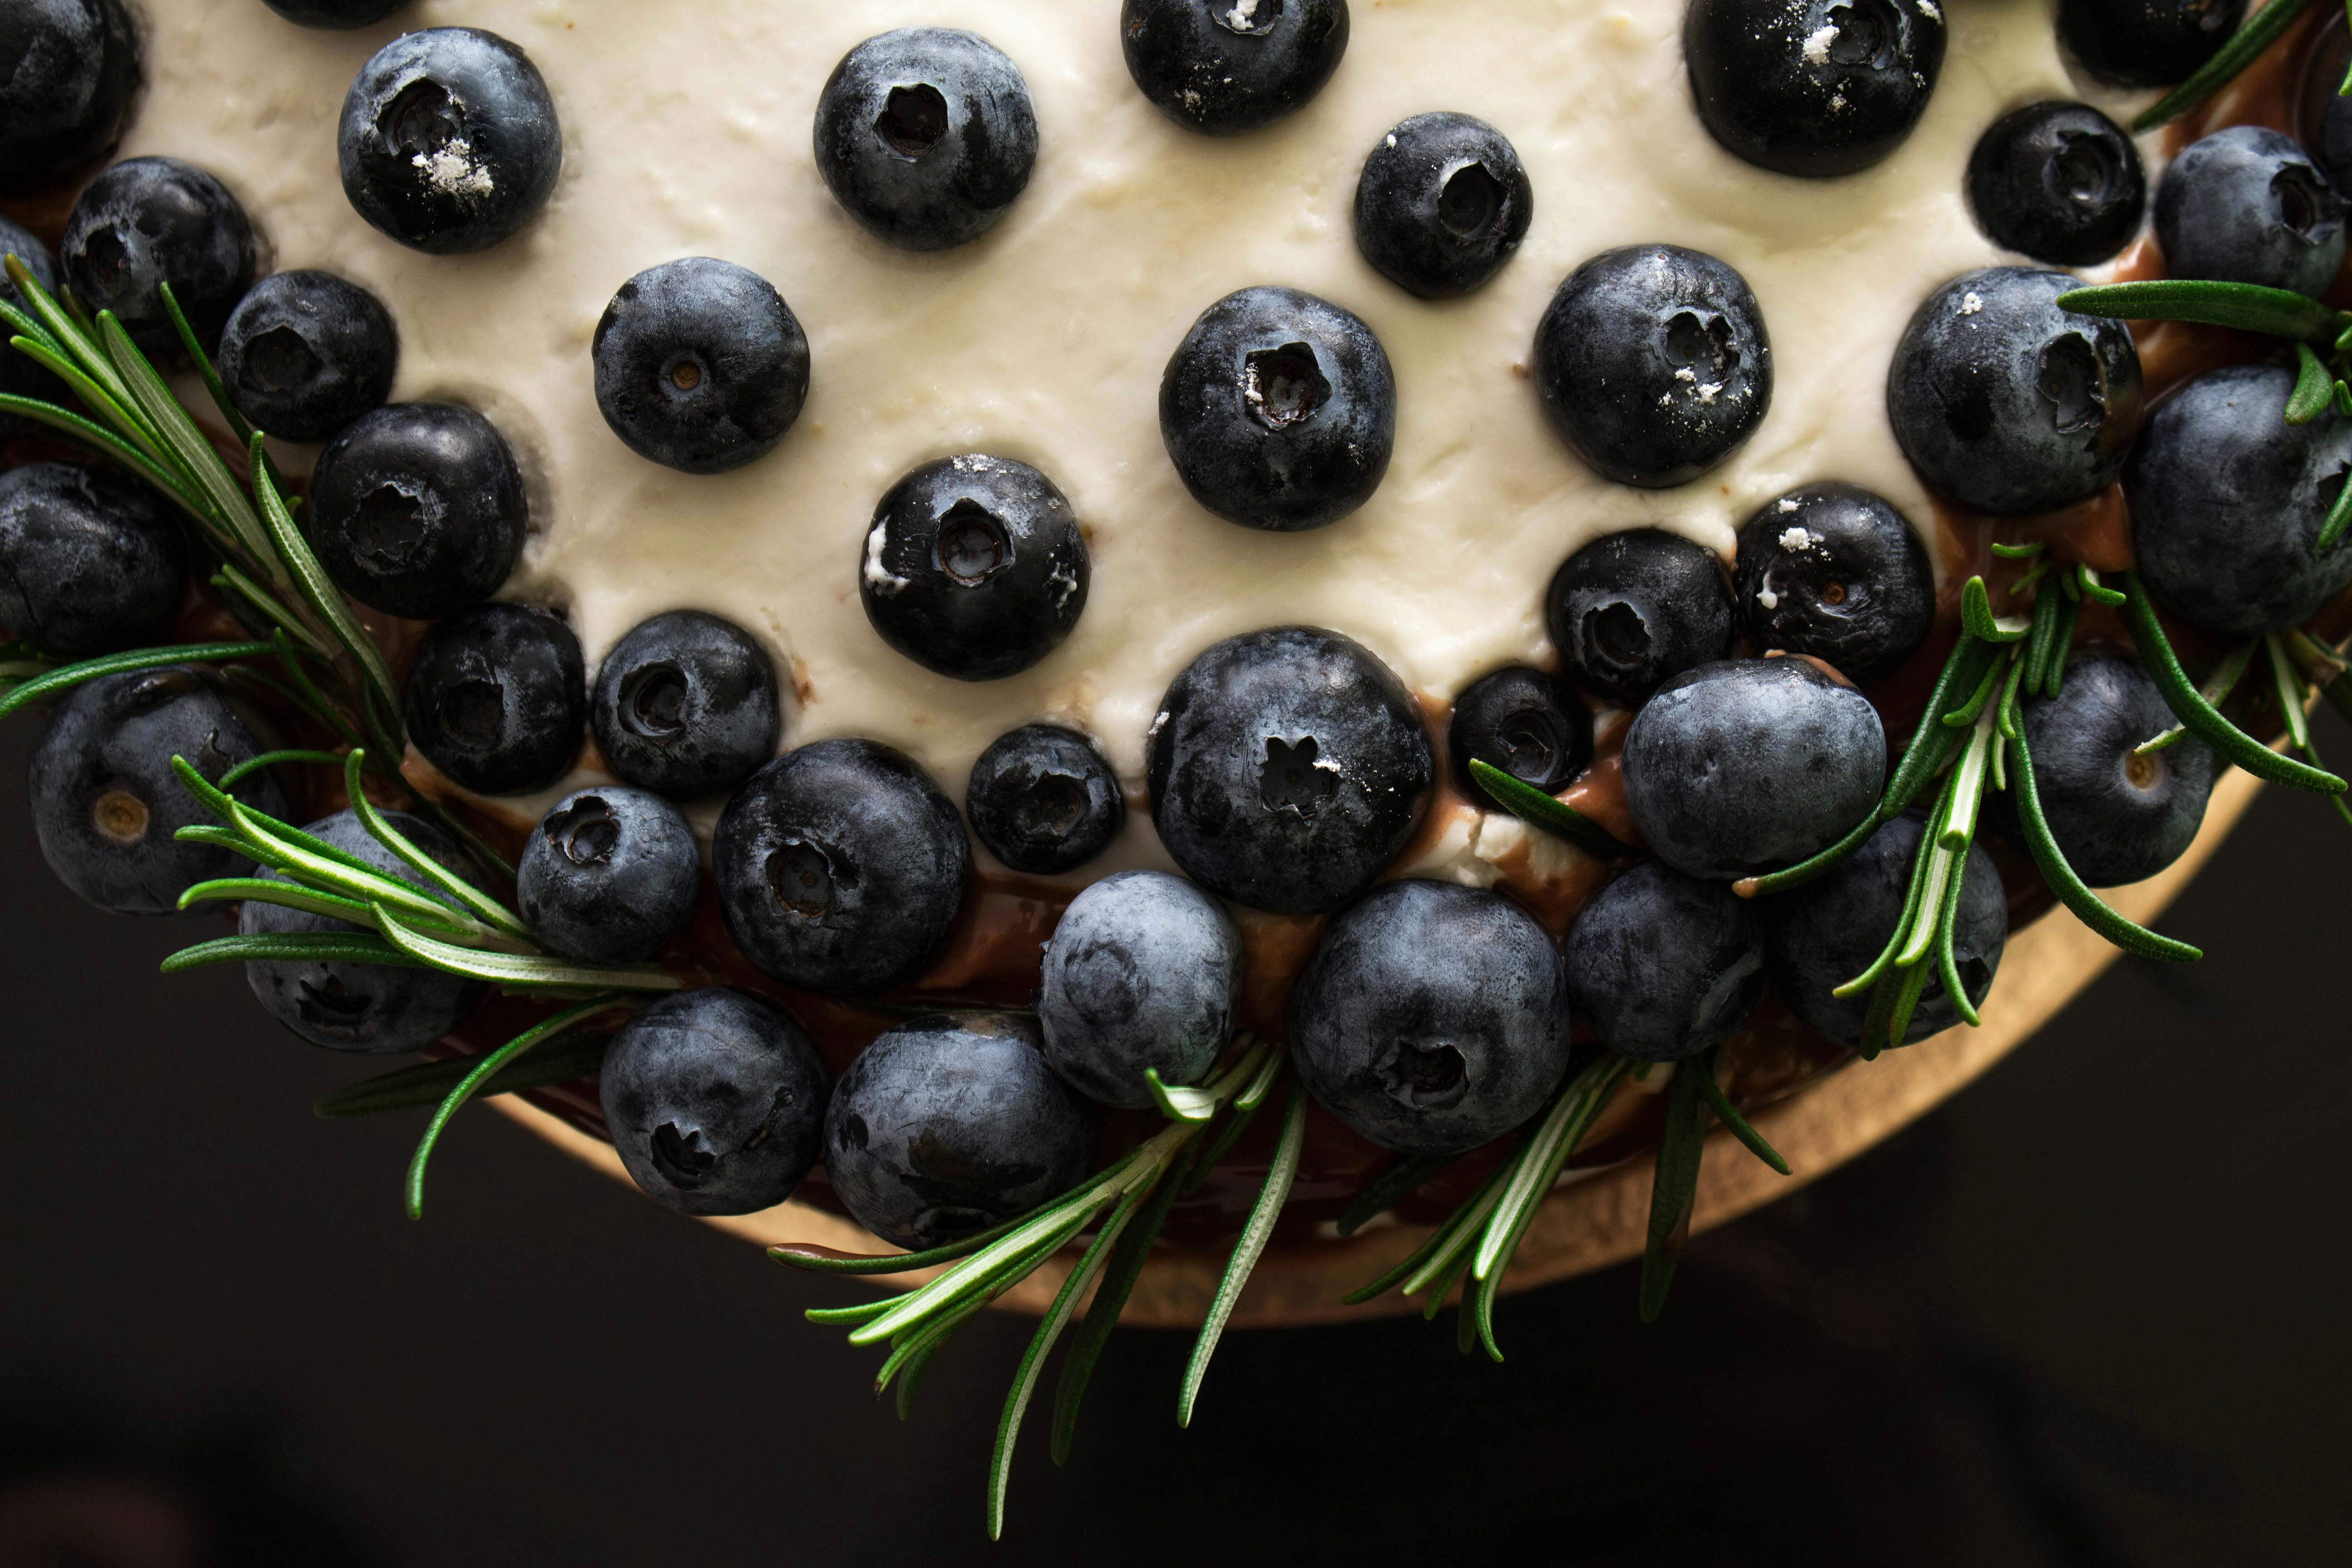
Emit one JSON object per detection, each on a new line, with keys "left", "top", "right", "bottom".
{"left": 2130, "top": 0, "right": 2318, "bottom": 132}
{"left": 0, "top": 640, "right": 275, "bottom": 723}
{"left": 1468, "top": 757, "right": 1636, "bottom": 859}
{"left": 405, "top": 995, "right": 632, "bottom": 1219}
{"left": 314, "top": 1030, "right": 612, "bottom": 1117}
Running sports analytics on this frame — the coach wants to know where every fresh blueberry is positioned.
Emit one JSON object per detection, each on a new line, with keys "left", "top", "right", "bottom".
{"left": 1291, "top": 879, "right": 1571, "bottom": 1156}
{"left": 599, "top": 987, "right": 828, "bottom": 1217}
{"left": 712, "top": 738, "right": 970, "bottom": 994}
{"left": 1967, "top": 102, "right": 2146, "bottom": 267}
{"left": 1352, "top": 112, "right": 1533, "bottom": 299}
{"left": 1886, "top": 266, "right": 2143, "bottom": 515}
{"left": 260, "top": 0, "right": 407, "bottom": 27}
{"left": 2000, "top": 654, "right": 2216, "bottom": 887}
{"left": 859, "top": 455, "right": 1089, "bottom": 680}
{"left": 60, "top": 158, "right": 258, "bottom": 357}
{"left": 1563, "top": 860, "right": 1764, "bottom": 1062}
{"left": 2057, "top": 0, "right": 2245, "bottom": 88}
{"left": 1159, "top": 285, "right": 1395, "bottom": 532}
{"left": 0, "top": 216, "right": 62, "bottom": 424}
{"left": 518, "top": 787, "right": 701, "bottom": 965}
{"left": 1038, "top": 869, "right": 1240, "bottom": 1109}
{"left": 1147, "top": 627, "right": 1433, "bottom": 915}
{"left": 1447, "top": 666, "right": 1592, "bottom": 796}
{"left": 2156, "top": 127, "right": 2347, "bottom": 297}
{"left": 0, "top": 462, "right": 185, "bottom": 657}
{"left": 307, "top": 402, "right": 527, "bottom": 621}
{"left": 965, "top": 723, "right": 1125, "bottom": 876}
{"left": 589, "top": 610, "right": 780, "bottom": 800}
{"left": 1760, "top": 813, "right": 2005, "bottom": 1048}
{"left": 1684, "top": 0, "right": 1947, "bottom": 178}
{"left": 338, "top": 27, "right": 562, "bottom": 255}
{"left": 1533, "top": 244, "right": 1772, "bottom": 489}
{"left": 1734, "top": 484, "right": 1933, "bottom": 684}
{"left": 0, "top": 0, "right": 140, "bottom": 192}
{"left": 29, "top": 666, "right": 285, "bottom": 917}
{"left": 1546, "top": 529, "right": 1735, "bottom": 706}
{"left": 593, "top": 257, "right": 810, "bottom": 475}
{"left": 216, "top": 270, "right": 398, "bottom": 444}
{"left": 824, "top": 1013, "right": 1091, "bottom": 1250}
{"left": 813, "top": 27, "right": 1037, "bottom": 252}
{"left": 1622, "top": 658, "right": 1886, "bottom": 880}
{"left": 2129, "top": 363, "right": 2352, "bottom": 637}
{"left": 403, "top": 602, "right": 585, "bottom": 796}
{"left": 1119, "top": 0, "right": 1349, "bottom": 137}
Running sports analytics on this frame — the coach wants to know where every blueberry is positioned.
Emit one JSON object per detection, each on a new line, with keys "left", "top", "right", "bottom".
{"left": 1119, "top": 0, "right": 1349, "bottom": 137}
{"left": 824, "top": 1013, "right": 1091, "bottom": 1250}
{"left": 2057, "top": 0, "right": 2245, "bottom": 88}
{"left": 216, "top": 270, "right": 398, "bottom": 444}
{"left": 859, "top": 455, "right": 1089, "bottom": 680}
{"left": 1038, "top": 870, "right": 1240, "bottom": 1109}
{"left": 1292, "top": 880, "right": 1571, "bottom": 1156}
{"left": 589, "top": 610, "right": 781, "bottom": 800}
{"left": 593, "top": 257, "right": 810, "bottom": 475}
{"left": 1352, "top": 112, "right": 1533, "bottom": 300}
{"left": 1534, "top": 244, "right": 1772, "bottom": 489}
{"left": 260, "top": 0, "right": 407, "bottom": 27}
{"left": 29, "top": 666, "right": 286, "bottom": 917}
{"left": 2129, "top": 364, "right": 2352, "bottom": 637}
{"left": 813, "top": 27, "right": 1037, "bottom": 252}
{"left": 965, "top": 723, "right": 1125, "bottom": 876}
{"left": 307, "top": 402, "right": 527, "bottom": 620}
{"left": 1147, "top": 627, "right": 1433, "bottom": 915}
{"left": 1159, "top": 285, "right": 1395, "bottom": 532}
{"left": 403, "top": 602, "right": 585, "bottom": 796}
{"left": 1733, "top": 484, "right": 1933, "bottom": 684}
{"left": 518, "top": 787, "right": 701, "bottom": 965}
{"left": 1546, "top": 529, "right": 1735, "bottom": 706}
{"left": 2001, "top": 654, "right": 2216, "bottom": 887}
{"left": 2156, "top": 127, "right": 2347, "bottom": 297}
{"left": 0, "top": 216, "right": 63, "bottom": 424}
{"left": 1886, "top": 266, "right": 2143, "bottom": 515}
{"left": 712, "top": 738, "right": 970, "bottom": 994}
{"left": 1684, "top": 0, "right": 1947, "bottom": 179}
{"left": 1966, "top": 102, "right": 2146, "bottom": 268}
{"left": 1760, "top": 813, "right": 2005, "bottom": 1048}
{"left": 1622, "top": 658, "right": 1886, "bottom": 880}
{"left": 0, "top": 0, "right": 140, "bottom": 192}
{"left": 338, "top": 27, "right": 562, "bottom": 255}
{"left": 599, "top": 988, "right": 828, "bottom": 1217}
{"left": 1447, "top": 666, "right": 1592, "bottom": 796}
{"left": 0, "top": 462, "right": 185, "bottom": 657}
{"left": 1563, "top": 860, "right": 1764, "bottom": 1062}
{"left": 60, "top": 158, "right": 258, "bottom": 357}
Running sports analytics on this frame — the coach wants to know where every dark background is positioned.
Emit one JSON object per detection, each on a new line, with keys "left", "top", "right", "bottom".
{"left": 1, "top": 712, "right": 2346, "bottom": 1568}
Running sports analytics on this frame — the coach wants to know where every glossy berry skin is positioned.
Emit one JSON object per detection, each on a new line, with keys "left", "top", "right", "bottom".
{"left": 61, "top": 158, "right": 257, "bottom": 356}
{"left": 823, "top": 1014, "right": 1090, "bottom": 1250}
{"left": 1147, "top": 627, "right": 1433, "bottom": 916}
{"left": 589, "top": 610, "right": 780, "bottom": 800}
{"left": 1534, "top": 245, "right": 1771, "bottom": 489}
{"left": 2003, "top": 655, "right": 2216, "bottom": 888}
{"left": 0, "top": 462, "right": 185, "bottom": 657}
{"left": 518, "top": 787, "right": 701, "bottom": 964}
{"left": 1685, "top": 0, "right": 1947, "bottom": 179}
{"left": 593, "top": 258, "right": 810, "bottom": 475}
{"left": 713, "top": 738, "right": 970, "bottom": 994}
{"left": 1546, "top": 530, "right": 1735, "bottom": 706}
{"left": 813, "top": 28, "right": 1037, "bottom": 252}
{"left": 0, "top": 0, "right": 140, "bottom": 192}
{"left": 1119, "top": 0, "right": 1349, "bottom": 138}
{"left": 2129, "top": 364, "right": 2352, "bottom": 637}
{"left": 1966, "top": 102, "right": 2146, "bottom": 267}
{"left": 1447, "top": 666, "right": 1592, "bottom": 796}
{"left": 217, "top": 270, "right": 398, "bottom": 444}
{"left": 2156, "top": 127, "right": 2347, "bottom": 297}
{"left": 0, "top": 216, "right": 61, "bottom": 423}
{"left": 1563, "top": 860, "right": 1764, "bottom": 1063}
{"left": 1292, "top": 879, "right": 1571, "bottom": 1157}
{"left": 404, "top": 602, "right": 585, "bottom": 796}
{"left": 965, "top": 723, "right": 1125, "bottom": 875}
{"left": 260, "top": 0, "right": 407, "bottom": 27}
{"left": 309, "top": 403, "right": 526, "bottom": 620}
{"left": 1733, "top": 484, "right": 1933, "bottom": 684}
{"left": 30, "top": 667, "right": 285, "bottom": 917}
{"left": 2057, "top": 0, "right": 2245, "bottom": 88}
{"left": 1886, "top": 267, "right": 2142, "bottom": 516}
{"left": 1353, "top": 113, "right": 1533, "bottom": 299}
{"left": 338, "top": 28, "right": 562, "bottom": 255}
{"left": 1622, "top": 658, "right": 1886, "bottom": 880}
{"left": 599, "top": 988, "right": 828, "bottom": 1217}
{"left": 860, "top": 455, "right": 1089, "bottom": 680}
{"left": 1761, "top": 814, "right": 2005, "bottom": 1049}
{"left": 1160, "top": 286, "right": 1395, "bottom": 532}
{"left": 1038, "top": 870, "right": 1240, "bottom": 1109}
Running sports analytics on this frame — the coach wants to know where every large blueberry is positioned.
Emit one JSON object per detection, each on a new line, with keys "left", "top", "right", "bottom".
{"left": 1352, "top": 112, "right": 1533, "bottom": 300}
{"left": 338, "top": 28, "right": 562, "bottom": 255}
{"left": 1039, "top": 870, "right": 1239, "bottom": 1110}
{"left": 813, "top": 28, "right": 1037, "bottom": 252}
{"left": 1147, "top": 627, "right": 1432, "bottom": 915}
{"left": 1967, "top": 102, "right": 2146, "bottom": 267}
{"left": 1563, "top": 859, "right": 1764, "bottom": 1062}
{"left": 308, "top": 402, "right": 527, "bottom": 620}
{"left": 965, "top": 723, "right": 1125, "bottom": 876}
{"left": 0, "top": 0, "right": 140, "bottom": 192}
{"left": 2057, "top": 0, "right": 2245, "bottom": 88}
{"left": 1119, "top": 0, "right": 1349, "bottom": 137}
{"left": 61, "top": 157, "right": 258, "bottom": 356}
{"left": 0, "top": 216, "right": 62, "bottom": 424}
{"left": 0, "top": 462, "right": 185, "bottom": 657}
{"left": 1447, "top": 665, "right": 1592, "bottom": 796}
{"left": 1733, "top": 484, "right": 1933, "bottom": 684}
{"left": 589, "top": 610, "right": 780, "bottom": 800}
{"left": 404, "top": 602, "right": 585, "bottom": 797}
{"left": 1546, "top": 529, "right": 1735, "bottom": 706}
{"left": 1685, "top": 0, "right": 1946, "bottom": 178}
{"left": 217, "top": 270, "right": 399, "bottom": 444}
{"left": 593, "top": 258, "right": 810, "bottom": 475}
{"left": 519, "top": 786, "right": 701, "bottom": 965}
{"left": 261, "top": 0, "right": 406, "bottom": 27}
{"left": 2156, "top": 127, "right": 2347, "bottom": 297}
{"left": 2001, "top": 654, "right": 2215, "bottom": 888}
